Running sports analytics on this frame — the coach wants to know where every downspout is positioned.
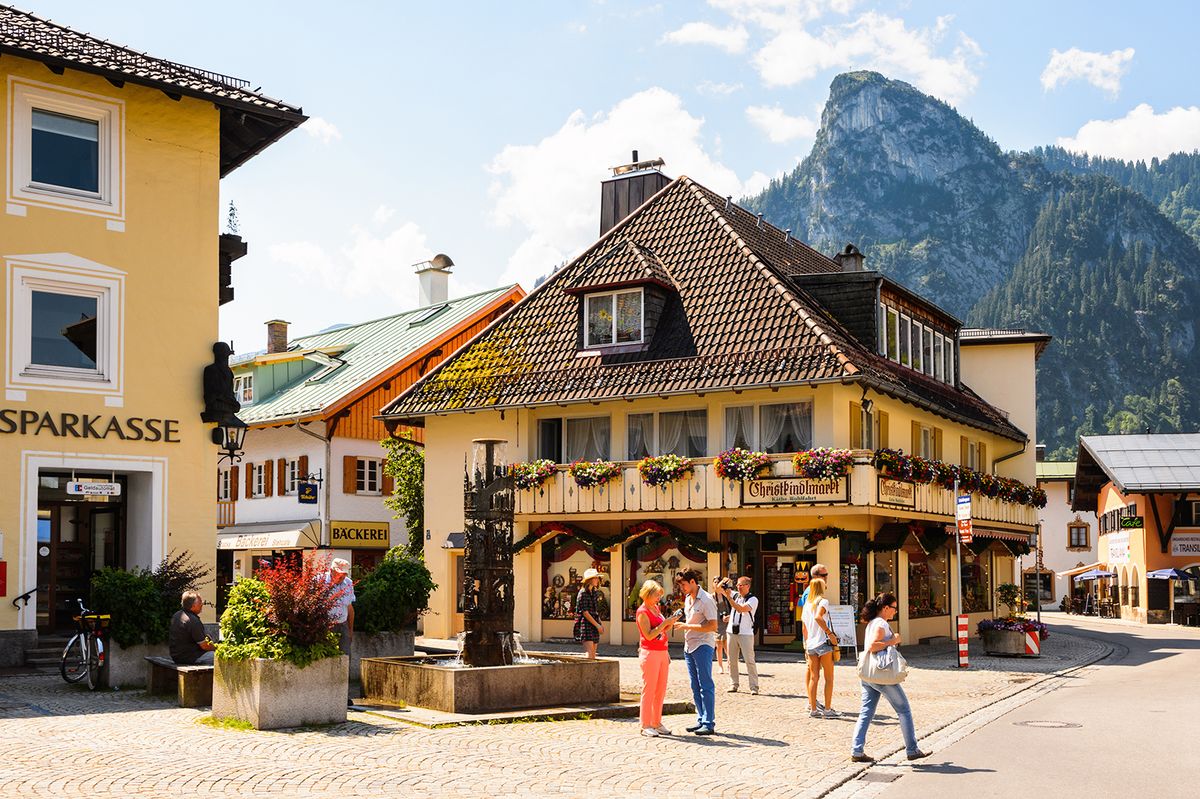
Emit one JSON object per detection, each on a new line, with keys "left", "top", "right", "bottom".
{"left": 992, "top": 440, "right": 1027, "bottom": 474}
{"left": 296, "top": 422, "right": 331, "bottom": 546}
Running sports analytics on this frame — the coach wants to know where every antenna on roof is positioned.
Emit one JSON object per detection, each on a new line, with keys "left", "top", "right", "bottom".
{"left": 756, "top": 213, "right": 764, "bottom": 229}
{"left": 725, "top": 196, "right": 732, "bottom": 210}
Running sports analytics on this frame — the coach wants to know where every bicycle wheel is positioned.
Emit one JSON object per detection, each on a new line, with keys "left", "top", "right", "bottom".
{"left": 86, "top": 635, "right": 105, "bottom": 691}
{"left": 60, "top": 634, "right": 88, "bottom": 684}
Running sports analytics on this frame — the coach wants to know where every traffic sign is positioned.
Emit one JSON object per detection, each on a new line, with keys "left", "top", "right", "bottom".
{"left": 956, "top": 494, "right": 972, "bottom": 520}
{"left": 956, "top": 494, "right": 972, "bottom": 542}
{"left": 958, "top": 517, "right": 973, "bottom": 543}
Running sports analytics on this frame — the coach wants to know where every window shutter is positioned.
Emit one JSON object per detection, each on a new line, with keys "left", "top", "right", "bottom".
{"left": 231, "top": 465, "right": 239, "bottom": 501}
{"left": 910, "top": 421, "right": 921, "bottom": 456}
{"left": 264, "top": 461, "right": 274, "bottom": 497}
{"left": 382, "top": 471, "right": 394, "bottom": 495}
{"left": 344, "top": 455, "right": 358, "bottom": 494}
{"left": 960, "top": 438, "right": 969, "bottom": 467}
{"left": 298, "top": 455, "right": 309, "bottom": 478}
{"left": 277, "top": 458, "right": 287, "bottom": 491}
{"left": 245, "top": 462, "right": 254, "bottom": 498}
{"left": 979, "top": 442, "right": 987, "bottom": 472}
{"left": 933, "top": 428, "right": 943, "bottom": 461}
{"left": 878, "top": 412, "right": 889, "bottom": 450}
{"left": 849, "top": 402, "right": 862, "bottom": 449}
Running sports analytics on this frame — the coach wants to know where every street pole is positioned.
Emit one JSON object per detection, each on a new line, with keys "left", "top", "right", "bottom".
{"left": 1035, "top": 524, "right": 1042, "bottom": 627}
{"left": 953, "top": 477, "right": 961, "bottom": 637}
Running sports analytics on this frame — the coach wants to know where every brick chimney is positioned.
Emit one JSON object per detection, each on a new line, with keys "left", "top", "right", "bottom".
{"left": 600, "top": 151, "right": 670, "bottom": 237}
{"left": 265, "top": 319, "right": 289, "bottom": 354}
{"left": 415, "top": 253, "right": 453, "bottom": 306}
{"left": 833, "top": 243, "right": 865, "bottom": 272}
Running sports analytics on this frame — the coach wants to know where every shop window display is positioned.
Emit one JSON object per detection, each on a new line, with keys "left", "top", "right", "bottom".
{"left": 907, "top": 546, "right": 949, "bottom": 618}
{"left": 541, "top": 535, "right": 609, "bottom": 621}
{"left": 960, "top": 550, "right": 993, "bottom": 613}
{"left": 873, "top": 550, "right": 898, "bottom": 596}
{"left": 624, "top": 534, "right": 707, "bottom": 620}
{"left": 839, "top": 533, "right": 867, "bottom": 617}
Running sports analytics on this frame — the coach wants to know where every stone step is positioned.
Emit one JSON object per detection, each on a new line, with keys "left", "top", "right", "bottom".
{"left": 24, "top": 654, "right": 62, "bottom": 667}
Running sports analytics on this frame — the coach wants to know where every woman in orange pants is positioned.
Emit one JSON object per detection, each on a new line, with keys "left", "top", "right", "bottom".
{"left": 636, "top": 579, "right": 677, "bottom": 736}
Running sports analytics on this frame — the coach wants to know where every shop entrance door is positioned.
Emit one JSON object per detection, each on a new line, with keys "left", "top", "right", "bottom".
{"left": 35, "top": 474, "right": 126, "bottom": 633}
{"left": 759, "top": 552, "right": 816, "bottom": 646}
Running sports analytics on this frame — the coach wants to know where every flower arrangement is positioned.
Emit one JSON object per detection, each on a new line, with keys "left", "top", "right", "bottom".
{"left": 713, "top": 447, "right": 772, "bottom": 481}
{"left": 977, "top": 617, "right": 1050, "bottom": 640}
{"left": 792, "top": 448, "right": 855, "bottom": 480}
{"left": 511, "top": 459, "right": 558, "bottom": 492}
{"left": 872, "top": 448, "right": 1047, "bottom": 508}
{"left": 568, "top": 459, "right": 622, "bottom": 488}
{"left": 637, "top": 454, "right": 694, "bottom": 487}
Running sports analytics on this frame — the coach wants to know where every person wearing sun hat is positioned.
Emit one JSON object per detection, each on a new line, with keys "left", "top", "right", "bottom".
{"left": 574, "top": 567, "right": 605, "bottom": 659}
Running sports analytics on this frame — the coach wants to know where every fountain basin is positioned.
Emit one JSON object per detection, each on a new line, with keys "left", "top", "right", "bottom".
{"left": 360, "top": 654, "right": 620, "bottom": 714}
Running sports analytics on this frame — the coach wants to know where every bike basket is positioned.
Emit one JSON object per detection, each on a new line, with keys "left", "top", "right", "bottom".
{"left": 80, "top": 614, "right": 111, "bottom": 633}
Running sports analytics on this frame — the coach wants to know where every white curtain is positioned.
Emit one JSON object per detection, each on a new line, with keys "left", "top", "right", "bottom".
{"left": 686, "top": 410, "right": 707, "bottom": 457}
{"left": 627, "top": 414, "right": 653, "bottom": 459}
{"left": 725, "top": 406, "right": 753, "bottom": 449}
{"left": 761, "top": 402, "right": 812, "bottom": 453}
{"left": 587, "top": 417, "right": 610, "bottom": 461}
{"left": 567, "top": 417, "right": 610, "bottom": 461}
{"left": 759, "top": 404, "right": 788, "bottom": 453}
{"left": 659, "top": 412, "right": 686, "bottom": 456}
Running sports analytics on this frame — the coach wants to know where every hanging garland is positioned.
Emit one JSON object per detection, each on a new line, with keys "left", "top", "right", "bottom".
{"left": 872, "top": 448, "right": 1048, "bottom": 508}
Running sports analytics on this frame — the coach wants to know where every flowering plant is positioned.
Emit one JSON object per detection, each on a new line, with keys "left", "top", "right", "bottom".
{"left": 712, "top": 448, "right": 772, "bottom": 481}
{"left": 977, "top": 617, "right": 1050, "bottom": 640}
{"left": 568, "top": 459, "right": 622, "bottom": 488}
{"left": 637, "top": 454, "right": 694, "bottom": 487}
{"left": 872, "top": 448, "right": 1046, "bottom": 508}
{"left": 792, "top": 448, "right": 855, "bottom": 479}
{"left": 511, "top": 459, "right": 558, "bottom": 492}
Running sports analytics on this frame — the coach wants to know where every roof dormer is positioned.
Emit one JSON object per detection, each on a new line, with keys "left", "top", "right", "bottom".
{"left": 563, "top": 238, "right": 676, "bottom": 353}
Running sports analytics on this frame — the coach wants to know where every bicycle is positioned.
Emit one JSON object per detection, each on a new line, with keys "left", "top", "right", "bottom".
{"left": 60, "top": 598, "right": 109, "bottom": 690}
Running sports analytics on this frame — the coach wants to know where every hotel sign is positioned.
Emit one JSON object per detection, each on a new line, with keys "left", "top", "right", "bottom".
{"left": 1171, "top": 533, "right": 1200, "bottom": 557}
{"left": 878, "top": 477, "right": 915, "bottom": 508}
{"left": 330, "top": 520, "right": 392, "bottom": 549}
{"left": 743, "top": 477, "right": 847, "bottom": 505}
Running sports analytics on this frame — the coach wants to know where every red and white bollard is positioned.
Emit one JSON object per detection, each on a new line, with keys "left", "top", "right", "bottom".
{"left": 956, "top": 614, "right": 969, "bottom": 668}
{"left": 1024, "top": 628, "right": 1041, "bottom": 656}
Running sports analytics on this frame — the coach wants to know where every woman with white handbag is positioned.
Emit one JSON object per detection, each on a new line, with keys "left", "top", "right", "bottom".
{"left": 850, "top": 593, "right": 930, "bottom": 763}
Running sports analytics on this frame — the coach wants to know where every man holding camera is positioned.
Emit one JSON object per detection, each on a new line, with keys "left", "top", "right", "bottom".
{"left": 674, "top": 569, "right": 719, "bottom": 736}
{"left": 717, "top": 576, "right": 759, "bottom": 694}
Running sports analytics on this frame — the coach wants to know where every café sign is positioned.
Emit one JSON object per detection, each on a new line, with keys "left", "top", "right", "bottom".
{"left": 743, "top": 477, "right": 847, "bottom": 505}
{"left": 878, "top": 477, "right": 915, "bottom": 508}
{"left": 330, "top": 520, "right": 392, "bottom": 549}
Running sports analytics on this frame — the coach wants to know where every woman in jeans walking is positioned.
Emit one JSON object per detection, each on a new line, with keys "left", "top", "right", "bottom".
{"left": 850, "top": 593, "right": 931, "bottom": 762}
{"left": 635, "top": 579, "right": 677, "bottom": 737}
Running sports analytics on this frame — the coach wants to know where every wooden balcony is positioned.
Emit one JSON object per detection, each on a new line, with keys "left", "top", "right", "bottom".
{"left": 217, "top": 499, "right": 236, "bottom": 528}
{"left": 514, "top": 454, "right": 1038, "bottom": 528}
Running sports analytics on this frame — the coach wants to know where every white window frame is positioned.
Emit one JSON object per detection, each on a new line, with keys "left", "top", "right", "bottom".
{"left": 625, "top": 408, "right": 708, "bottom": 459}
{"left": 583, "top": 288, "right": 644, "bottom": 349}
{"left": 898, "top": 314, "right": 912, "bottom": 367}
{"left": 934, "top": 333, "right": 945, "bottom": 381}
{"left": 8, "top": 77, "right": 124, "bottom": 220}
{"left": 723, "top": 404, "right": 756, "bottom": 451}
{"left": 857, "top": 405, "right": 880, "bottom": 450}
{"left": 356, "top": 457, "right": 382, "bottom": 495}
{"left": 217, "top": 469, "right": 231, "bottom": 502}
{"left": 911, "top": 320, "right": 923, "bottom": 373}
{"left": 967, "top": 441, "right": 979, "bottom": 471}
{"left": 946, "top": 336, "right": 956, "bottom": 386}
{"left": 234, "top": 373, "right": 254, "bottom": 404}
{"left": 6, "top": 254, "right": 124, "bottom": 397}
{"left": 886, "top": 307, "right": 899, "bottom": 361}
{"left": 285, "top": 459, "right": 300, "bottom": 495}
{"left": 922, "top": 328, "right": 934, "bottom": 377}
{"left": 915, "top": 424, "right": 934, "bottom": 459}
{"left": 252, "top": 463, "right": 266, "bottom": 498}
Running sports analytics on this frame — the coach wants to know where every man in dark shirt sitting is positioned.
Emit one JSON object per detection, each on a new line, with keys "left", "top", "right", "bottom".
{"left": 169, "top": 591, "right": 216, "bottom": 665}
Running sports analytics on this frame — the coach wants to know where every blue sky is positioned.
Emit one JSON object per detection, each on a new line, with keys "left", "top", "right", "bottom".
{"left": 23, "top": 1, "right": 1200, "bottom": 352}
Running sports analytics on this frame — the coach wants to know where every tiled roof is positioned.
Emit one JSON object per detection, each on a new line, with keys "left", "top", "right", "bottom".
{"left": 381, "top": 176, "right": 1026, "bottom": 441}
{"left": 236, "top": 286, "right": 519, "bottom": 425}
{"left": 563, "top": 238, "right": 676, "bottom": 294}
{"left": 0, "top": 5, "right": 306, "bottom": 174}
{"left": 1078, "top": 434, "right": 1200, "bottom": 492}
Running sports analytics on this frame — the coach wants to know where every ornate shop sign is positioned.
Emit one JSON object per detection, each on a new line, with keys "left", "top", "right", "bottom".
{"left": 330, "top": 520, "right": 391, "bottom": 549}
{"left": 877, "top": 477, "right": 915, "bottom": 508}
{"left": 743, "top": 477, "right": 847, "bottom": 505}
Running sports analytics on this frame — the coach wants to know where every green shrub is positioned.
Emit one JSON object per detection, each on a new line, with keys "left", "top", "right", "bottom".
{"left": 91, "top": 567, "right": 166, "bottom": 648}
{"left": 354, "top": 547, "right": 437, "bottom": 635}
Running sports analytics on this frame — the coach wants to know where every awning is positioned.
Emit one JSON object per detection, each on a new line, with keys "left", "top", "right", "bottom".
{"left": 1056, "top": 561, "right": 1106, "bottom": 578}
{"left": 442, "top": 532, "right": 465, "bottom": 550}
{"left": 216, "top": 519, "right": 322, "bottom": 551}
{"left": 972, "top": 528, "right": 1033, "bottom": 543}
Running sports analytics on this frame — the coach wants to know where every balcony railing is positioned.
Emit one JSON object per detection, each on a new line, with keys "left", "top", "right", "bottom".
{"left": 217, "top": 500, "right": 236, "bottom": 528}
{"left": 514, "top": 454, "right": 1038, "bottom": 528}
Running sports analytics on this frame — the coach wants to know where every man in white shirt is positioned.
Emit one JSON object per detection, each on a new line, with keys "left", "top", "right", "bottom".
{"left": 719, "top": 576, "right": 759, "bottom": 694}
{"left": 674, "top": 569, "right": 718, "bottom": 735}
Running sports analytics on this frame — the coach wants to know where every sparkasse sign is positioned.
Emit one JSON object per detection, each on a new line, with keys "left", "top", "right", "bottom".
{"left": 743, "top": 477, "right": 847, "bottom": 505}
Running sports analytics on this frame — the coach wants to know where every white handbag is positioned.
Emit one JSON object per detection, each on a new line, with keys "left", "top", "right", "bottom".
{"left": 857, "top": 646, "right": 909, "bottom": 685}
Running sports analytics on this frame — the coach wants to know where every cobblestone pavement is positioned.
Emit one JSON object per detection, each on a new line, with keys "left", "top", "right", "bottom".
{"left": 0, "top": 624, "right": 1107, "bottom": 799}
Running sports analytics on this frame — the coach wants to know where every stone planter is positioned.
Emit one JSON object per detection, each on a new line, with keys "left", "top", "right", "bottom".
{"left": 102, "top": 640, "right": 169, "bottom": 688}
{"left": 349, "top": 629, "right": 415, "bottom": 681}
{"left": 981, "top": 628, "right": 1038, "bottom": 657}
{"left": 212, "top": 655, "right": 349, "bottom": 730}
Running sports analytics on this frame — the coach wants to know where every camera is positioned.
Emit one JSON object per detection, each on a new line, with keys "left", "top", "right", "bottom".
{"left": 716, "top": 577, "right": 734, "bottom": 591}
{"left": 731, "top": 622, "right": 741, "bottom": 635}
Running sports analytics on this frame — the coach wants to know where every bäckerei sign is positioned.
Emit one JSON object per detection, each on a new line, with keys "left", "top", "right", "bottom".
{"left": 743, "top": 477, "right": 847, "bottom": 505}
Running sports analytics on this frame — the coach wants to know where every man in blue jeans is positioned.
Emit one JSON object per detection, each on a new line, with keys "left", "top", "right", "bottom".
{"left": 674, "top": 569, "right": 718, "bottom": 735}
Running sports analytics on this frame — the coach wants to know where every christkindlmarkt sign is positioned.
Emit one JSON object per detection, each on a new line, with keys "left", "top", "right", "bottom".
{"left": 1171, "top": 533, "right": 1200, "bottom": 557}
{"left": 330, "top": 520, "right": 392, "bottom": 549}
{"left": 877, "top": 477, "right": 916, "bottom": 508}
{"left": 743, "top": 476, "right": 848, "bottom": 505}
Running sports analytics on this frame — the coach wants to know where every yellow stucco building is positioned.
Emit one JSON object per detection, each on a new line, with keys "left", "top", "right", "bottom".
{"left": 0, "top": 8, "right": 304, "bottom": 664}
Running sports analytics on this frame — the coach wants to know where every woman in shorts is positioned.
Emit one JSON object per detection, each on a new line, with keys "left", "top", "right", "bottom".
{"left": 802, "top": 577, "right": 838, "bottom": 718}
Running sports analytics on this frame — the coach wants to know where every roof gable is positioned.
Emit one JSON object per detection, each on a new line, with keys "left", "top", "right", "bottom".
{"left": 1075, "top": 434, "right": 1200, "bottom": 508}
{"left": 563, "top": 238, "right": 676, "bottom": 295}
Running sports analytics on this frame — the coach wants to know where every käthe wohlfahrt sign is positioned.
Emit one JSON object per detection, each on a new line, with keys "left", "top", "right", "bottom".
{"left": 878, "top": 477, "right": 915, "bottom": 508}
{"left": 743, "top": 477, "right": 847, "bottom": 505}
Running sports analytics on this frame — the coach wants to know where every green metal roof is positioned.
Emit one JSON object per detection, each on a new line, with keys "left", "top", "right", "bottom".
{"left": 1036, "top": 461, "right": 1077, "bottom": 481}
{"left": 235, "top": 285, "right": 518, "bottom": 425}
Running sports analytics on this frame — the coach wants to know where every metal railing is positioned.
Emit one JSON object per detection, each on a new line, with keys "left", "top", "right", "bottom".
{"left": 11, "top": 586, "right": 36, "bottom": 610}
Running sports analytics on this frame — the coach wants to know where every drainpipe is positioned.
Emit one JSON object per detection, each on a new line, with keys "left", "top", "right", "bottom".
{"left": 992, "top": 440, "right": 1027, "bottom": 474}
{"left": 296, "top": 422, "right": 331, "bottom": 546}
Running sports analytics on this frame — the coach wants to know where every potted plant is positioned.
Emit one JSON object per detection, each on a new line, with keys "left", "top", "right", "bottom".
{"left": 713, "top": 447, "right": 771, "bottom": 481}
{"left": 637, "top": 454, "right": 694, "bottom": 487}
{"left": 350, "top": 547, "right": 436, "bottom": 680}
{"left": 978, "top": 583, "right": 1049, "bottom": 656}
{"left": 792, "top": 448, "right": 854, "bottom": 479}
{"left": 568, "top": 459, "right": 622, "bottom": 489}
{"left": 212, "top": 555, "right": 348, "bottom": 730}
{"left": 511, "top": 458, "right": 559, "bottom": 493}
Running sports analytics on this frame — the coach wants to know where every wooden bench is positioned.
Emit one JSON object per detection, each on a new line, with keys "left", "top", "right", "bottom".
{"left": 145, "top": 656, "right": 214, "bottom": 707}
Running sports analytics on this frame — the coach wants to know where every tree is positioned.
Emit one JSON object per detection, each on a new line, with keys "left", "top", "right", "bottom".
{"left": 381, "top": 437, "right": 424, "bottom": 556}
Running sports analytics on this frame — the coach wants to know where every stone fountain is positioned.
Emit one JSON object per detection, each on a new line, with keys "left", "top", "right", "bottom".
{"left": 360, "top": 439, "right": 619, "bottom": 714}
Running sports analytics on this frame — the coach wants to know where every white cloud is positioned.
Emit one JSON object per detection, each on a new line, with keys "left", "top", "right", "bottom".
{"left": 372, "top": 205, "right": 396, "bottom": 225}
{"left": 1057, "top": 103, "right": 1200, "bottom": 162}
{"left": 745, "top": 104, "right": 817, "bottom": 143}
{"left": 1041, "top": 47, "right": 1134, "bottom": 97}
{"left": 487, "top": 88, "right": 765, "bottom": 290}
{"left": 697, "top": 80, "right": 744, "bottom": 95}
{"left": 301, "top": 116, "right": 342, "bottom": 144}
{"left": 661, "top": 21, "right": 750, "bottom": 53}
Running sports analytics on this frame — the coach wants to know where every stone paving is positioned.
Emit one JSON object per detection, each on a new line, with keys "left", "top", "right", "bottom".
{"left": 0, "top": 624, "right": 1108, "bottom": 799}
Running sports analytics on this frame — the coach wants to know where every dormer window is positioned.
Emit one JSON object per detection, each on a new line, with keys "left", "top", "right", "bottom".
{"left": 233, "top": 373, "right": 253, "bottom": 404}
{"left": 584, "top": 288, "right": 643, "bottom": 348}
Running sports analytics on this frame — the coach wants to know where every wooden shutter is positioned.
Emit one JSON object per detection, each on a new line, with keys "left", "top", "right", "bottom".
{"left": 878, "top": 411, "right": 889, "bottom": 450}
{"left": 230, "top": 465, "right": 239, "bottom": 501}
{"left": 298, "top": 455, "right": 309, "bottom": 478}
{"left": 933, "top": 428, "right": 943, "bottom": 461}
{"left": 382, "top": 471, "right": 394, "bottom": 495}
{"left": 849, "top": 402, "right": 862, "bottom": 449}
{"left": 343, "top": 455, "right": 358, "bottom": 494}
{"left": 264, "top": 460, "right": 274, "bottom": 497}
{"left": 245, "top": 462, "right": 254, "bottom": 498}
{"left": 979, "top": 442, "right": 987, "bottom": 473}
{"left": 960, "top": 438, "right": 969, "bottom": 468}
{"left": 277, "top": 458, "right": 287, "bottom": 493}
{"left": 911, "top": 421, "right": 921, "bottom": 456}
